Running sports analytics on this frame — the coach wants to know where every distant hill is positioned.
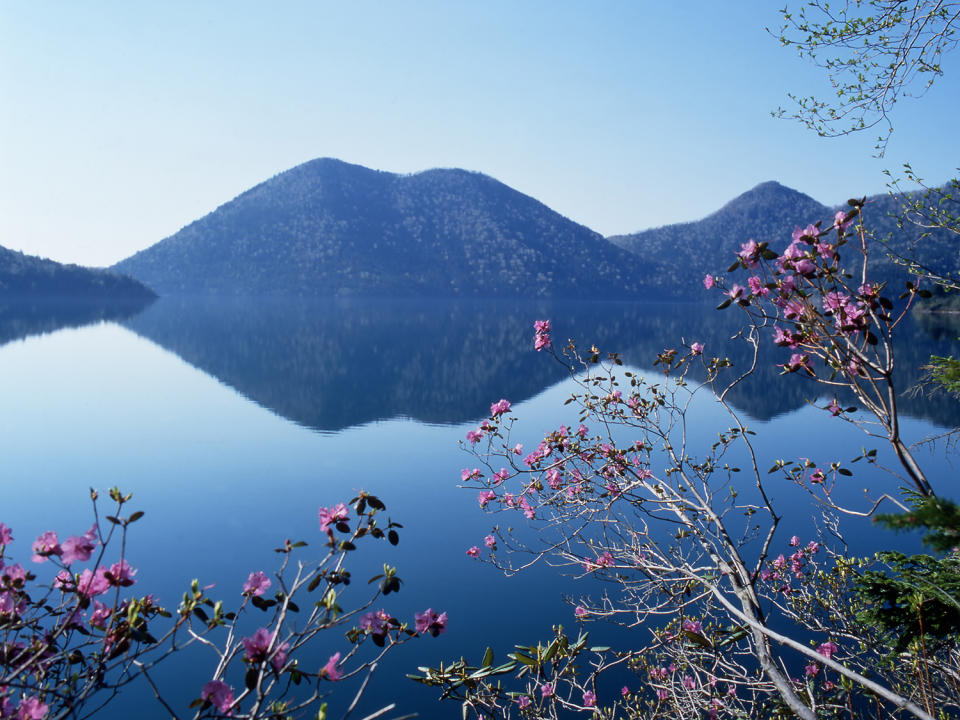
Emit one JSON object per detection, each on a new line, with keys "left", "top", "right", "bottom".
{"left": 609, "top": 180, "right": 958, "bottom": 295}
{"left": 113, "top": 158, "right": 651, "bottom": 298}
{"left": 0, "top": 245, "right": 156, "bottom": 300}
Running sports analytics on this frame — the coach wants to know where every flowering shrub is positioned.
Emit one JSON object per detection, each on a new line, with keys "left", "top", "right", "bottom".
{"left": 0, "top": 488, "right": 443, "bottom": 719}
{"left": 414, "top": 208, "right": 956, "bottom": 720}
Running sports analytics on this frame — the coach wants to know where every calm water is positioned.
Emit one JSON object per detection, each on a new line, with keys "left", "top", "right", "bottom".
{"left": 1, "top": 297, "right": 956, "bottom": 718}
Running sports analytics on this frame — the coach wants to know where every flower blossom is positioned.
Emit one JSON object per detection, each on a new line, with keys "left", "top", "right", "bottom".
{"left": 817, "top": 641, "right": 838, "bottom": 659}
{"left": 466, "top": 546, "right": 480, "bottom": 558}
{"left": 318, "top": 503, "right": 350, "bottom": 534}
{"left": 738, "top": 239, "right": 760, "bottom": 267}
{"left": 322, "top": 652, "right": 342, "bottom": 680}
{"left": 690, "top": 342, "right": 704, "bottom": 355}
{"left": 703, "top": 274, "right": 714, "bottom": 289}
{"left": 477, "top": 490, "right": 496, "bottom": 508}
{"left": 582, "top": 690, "right": 596, "bottom": 707}
{"left": 15, "top": 696, "right": 48, "bottom": 720}
{"left": 415, "top": 608, "right": 448, "bottom": 636}
{"left": 77, "top": 568, "right": 110, "bottom": 597}
{"left": 541, "top": 683, "right": 554, "bottom": 698}
{"left": 61, "top": 525, "right": 98, "bottom": 565}
{"left": 89, "top": 601, "right": 111, "bottom": 629}
{"left": 31, "top": 531, "right": 61, "bottom": 563}
{"left": 834, "top": 210, "right": 854, "bottom": 231}
{"left": 108, "top": 559, "right": 136, "bottom": 587}
{"left": 201, "top": 680, "right": 235, "bottom": 715}
{"left": 516, "top": 696, "right": 531, "bottom": 709}
{"left": 242, "top": 571, "right": 272, "bottom": 597}
{"left": 360, "top": 609, "right": 391, "bottom": 635}
{"left": 489, "top": 398, "right": 511, "bottom": 417}
{"left": 484, "top": 534, "right": 496, "bottom": 548}
{"left": 0, "top": 523, "right": 12, "bottom": 546}
{"left": 534, "top": 320, "right": 551, "bottom": 351}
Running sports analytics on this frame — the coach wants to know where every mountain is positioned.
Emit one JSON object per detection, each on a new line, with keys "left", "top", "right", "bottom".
{"left": 113, "top": 158, "right": 650, "bottom": 298}
{"left": 609, "top": 180, "right": 959, "bottom": 295}
{"left": 0, "top": 245, "right": 156, "bottom": 300}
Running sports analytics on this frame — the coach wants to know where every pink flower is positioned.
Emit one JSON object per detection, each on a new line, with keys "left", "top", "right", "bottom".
{"left": 727, "top": 284, "right": 745, "bottom": 301}
{"left": 817, "top": 641, "right": 838, "bottom": 659}
{"left": 360, "top": 609, "right": 391, "bottom": 635}
{"left": 89, "top": 601, "right": 111, "bottom": 629}
{"left": 61, "top": 525, "right": 98, "bottom": 565}
{"left": 703, "top": 274, "right": 714, "bottom": 290}
{"left": 738, "top": 239, "right": 760, "bottom": 265}
{"left": 271, "top": 641, "right": 290, "bottom": 673}
{"left": 534, "top": 320, "right": 551, "bottom": 351}
{"left": 490, "top": 399, "right": 511, "bottom": 417}
{"left": 461, "top": 468, "right": 482, "bottom": 482}
{"left": 477, "top": 490, "right": 496, "bottom": 508}
{"left": 804, "top": 663, "right": 819, "bottom": 677}
{"left": 242, "top": 628, "right": 275, "bottom": 664}
{"left": 484, "top": 535, "right": 496, "bottom": 548}
{"left": 0, "top": 523, "right": 13, "bottom": 546}
{"left": 15, "top": 696, "right": 48, "bottom": 720}
{"left": 415, "top": 608, "right": 448, "bottom": 636}
{"left": 789, "top": 536, "right": 800, "bottom": 547}
{"left": 31, "top": 531, "right": 61, "bottom": 563}
{"left": 690, "top": 342, "right": 704, "bottom": 355}
{"left": 516, "top": 696, "right": 531, "bottom": 709}
{"left": 201, "top": 680, "right": 234, "bottom": 715}
{"left": 108, "top": 560, "right": 136, "bottom": 587}
{"left": 748, "top": 275, "right": 769, "bottom": 296}
{"left": 318, "top": 503, "right": 350, "bottom": 534}
{"left": 621, "top": 686, "right": 630, "bottom": 697}
{"left": 834, "top": 210, "right": 854, "bottom": 231}
{"left": 810, "top": 468, "right": 826, "bottom": 484}
{"left": 466, "top": 429, "right": 484, "bottom": 444}
{"left": 682, "top": 619, "right": 702, "bottom": 634}
{"left": 513, "top": 443, "right": 523, "bottom": 455}
{"left": 656, "top": 688, "right": 669, "bottom": 701}
{"left": 827, "top": 398, "right": 842, "bottom": 417}
{"left": 77, "top": 568, "right": 110, "bottom": 597}
{"left": 322, "top": 652, "right": 342, "bottom": 680}
{"left": 466, "top": 546, "right": 480, "bottom": 558}
{"left": 541, "top": 683, "right": 554, "bottom": 698}
{"left": 807, "top": 541, "right": 820, "bottom": 554}
{"left": 574, "top": 605, "right": 588, "bottom": 619}
{"left": 682, "top": 675, "right": 696, "bottom": 690}
{"left": 242, "top": 571, "right": 271, "bottom": 597}
{"left": 492, "top": 469, "right": 509, "bottom": 485}
{"left": 582, "top": 690, "right": 596, "bottom": 707}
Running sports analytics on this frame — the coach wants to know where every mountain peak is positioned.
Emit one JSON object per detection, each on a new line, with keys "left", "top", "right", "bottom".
{"left": 113, "top": 160, "right": 644, "bottom": 299}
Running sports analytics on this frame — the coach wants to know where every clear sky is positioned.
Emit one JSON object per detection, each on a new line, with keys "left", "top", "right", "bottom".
{"left": 1, "top": 1, "right": 957, "bottom": 267}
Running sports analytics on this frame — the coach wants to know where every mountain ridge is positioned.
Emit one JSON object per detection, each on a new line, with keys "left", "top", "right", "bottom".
{"left": 114, "top": 157, "right": 650, "bottom": 298}
{"left": 0, "top": 244, "right": 156, "bottom": 300}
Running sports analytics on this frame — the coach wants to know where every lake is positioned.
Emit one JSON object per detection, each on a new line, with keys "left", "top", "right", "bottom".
{"left": 1, "top": 296, "right": 956, "bottom": 718}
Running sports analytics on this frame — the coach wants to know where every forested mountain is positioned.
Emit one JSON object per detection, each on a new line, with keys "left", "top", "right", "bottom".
{"left": 609, "top": 181, "right": 959, "bottom": 295}
{"left": 0, "top": 245, "right": 155, "bottom": 300}
{"left": 113, "top": 158, "right": 651, "bottom": 298}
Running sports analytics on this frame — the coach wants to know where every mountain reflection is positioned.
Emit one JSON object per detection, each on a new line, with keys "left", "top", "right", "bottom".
{"left": 0, "top": 297, "right": 155, "bottom": 348}
{"left": 121, "top": 297, "right": 960, "bottom": 432}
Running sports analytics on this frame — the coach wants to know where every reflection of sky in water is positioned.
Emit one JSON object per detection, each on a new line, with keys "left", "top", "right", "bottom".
{"left": 0, "top": 314, "right": 954, "bottom": 717}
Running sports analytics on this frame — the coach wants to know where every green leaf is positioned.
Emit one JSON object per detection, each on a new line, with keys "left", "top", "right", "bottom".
{"left": 481, "top": 646, "right": 494, "bottom": 668}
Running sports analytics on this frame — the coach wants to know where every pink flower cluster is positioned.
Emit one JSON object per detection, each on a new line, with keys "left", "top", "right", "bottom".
{"left": 534, "top": 320, "right": 551, "bottom": 351}
{"left": 414, "top": 608, "right": 448, "bottom": 637}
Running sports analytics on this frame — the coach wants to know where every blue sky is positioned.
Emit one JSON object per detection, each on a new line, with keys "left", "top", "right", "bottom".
{"left": 1, "top": 1, "right": 957, "bottom": 266}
